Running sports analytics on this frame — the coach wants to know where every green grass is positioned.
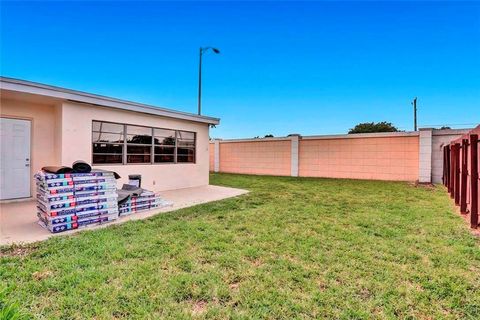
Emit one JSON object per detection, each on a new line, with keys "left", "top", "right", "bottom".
{"left": 1, "top": 173, "right": 480, "bottom": 319}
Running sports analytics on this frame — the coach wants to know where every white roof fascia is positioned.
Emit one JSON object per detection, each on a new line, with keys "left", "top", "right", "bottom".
{"left": 0, "top": 77, "right": 220, "bottom": 125}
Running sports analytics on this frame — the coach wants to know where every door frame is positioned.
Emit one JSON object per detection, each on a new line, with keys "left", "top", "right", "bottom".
{"left": 0, "top": 115, "right": 34, "bottom": 200}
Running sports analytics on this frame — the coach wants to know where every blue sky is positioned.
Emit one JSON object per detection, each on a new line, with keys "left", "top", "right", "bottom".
{"left": 1, "top": 1, "right": 479, "bottom": 138}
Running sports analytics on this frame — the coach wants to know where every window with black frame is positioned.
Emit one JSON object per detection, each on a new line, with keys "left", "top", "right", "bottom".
{"left": 92, "top": 121, "right": 196, "bottom": 165}
{"left": 92, "top": 121, "right": 124, "bottom": 164}
{"left": 177, "top": 131, "right": 196, "bottom": 163}
{"left": 154, "top": 128, "right": 176, "bottom": 163}
{"left": 126, "top": 125, "right": 152, "bottom": 164}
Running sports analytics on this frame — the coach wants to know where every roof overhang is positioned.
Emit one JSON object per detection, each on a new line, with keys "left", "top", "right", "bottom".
{"left": 0, "top": 76, "right": 220, "bottom": 125}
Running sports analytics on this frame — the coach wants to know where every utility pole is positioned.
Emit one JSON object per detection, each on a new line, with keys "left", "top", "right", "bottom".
{"left": 412, "top": 97, "right": 417, "bottom": 131}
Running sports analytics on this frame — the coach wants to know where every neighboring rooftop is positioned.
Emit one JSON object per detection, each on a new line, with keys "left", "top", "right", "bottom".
{"left": 0, "top": 76, "right": 219, "bottom": 125}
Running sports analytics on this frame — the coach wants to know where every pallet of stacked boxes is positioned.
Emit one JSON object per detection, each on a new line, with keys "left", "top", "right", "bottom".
{"left": 119, "top": 190, "right": 172, "bottom": 216}
{"left": 35, "top": 170, "right": 119, "bottom": 233}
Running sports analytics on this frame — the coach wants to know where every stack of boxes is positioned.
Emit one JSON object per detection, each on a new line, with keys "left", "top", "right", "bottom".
{"left": 119, "top": 190, "right": 172, "bottom": 216}
{"left": 35, "top": 171, "right": 119, "bottom": 233}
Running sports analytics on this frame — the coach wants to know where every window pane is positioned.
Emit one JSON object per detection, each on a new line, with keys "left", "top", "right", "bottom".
{"left": 177, "top": 155, "right": 195, "bottom": 163}
{"left": 154, "top": 146, "right": 174, "bottom": 155}
{"left": 127, "top": 134, "right": 152, "bottom": 144}
{"left": 154, "top": 129, "right": 175, "bottom": 138}
{"left": 177, "top": 147, "right": 195, "bottom": 163}
{"left": 177, "top": 140, "right": 195, "bottom": 147}
{"left": 93, "top": 143, "right": 123, "bottom": 154}
{"left": 177, "top": 147, "right": 195, "bottom": 156}
{"left": 154, "top": 129, "right": 176, "bottom": 145}
{"left": 177, "top": 131, "right": 195, "bottom": 140}
{"left": 127, "top": 125, "right": 151, "bottom": 135}
{"left": 92, "top": 132, "right": 124, "bottom": 143}
{"left": 154, "top": 136, "right": 176, "bottom": 146}
{"left": 93, "top": 154, "right": 122, "bottom": 164}
{"left": 154, "top": 155, "right": 174, "bottom": 163}
{"left": 92, "top": 122, "right": 124, "bottom": 164}
{"left": 127, "top": 155, "right": 151, "bottom": 163}
{"left": 127, "top": 145, "right": 151, "bottom": 154}
{"left": 93, "top": 121, "right": 123, "bottom": 134}
{"left": 126, "top": 125, "right": 152, "bottom": 144}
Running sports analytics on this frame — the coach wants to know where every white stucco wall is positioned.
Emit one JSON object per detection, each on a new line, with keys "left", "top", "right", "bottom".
{"left": 59, "top": 101, "right": 211, "bottom": 192}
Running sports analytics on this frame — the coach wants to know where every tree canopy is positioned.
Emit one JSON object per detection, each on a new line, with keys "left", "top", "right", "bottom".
{"left": 348, "top": 122, "right": 399, "bottom": 134}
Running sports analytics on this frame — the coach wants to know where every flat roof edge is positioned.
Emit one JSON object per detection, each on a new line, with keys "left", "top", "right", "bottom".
{"left": 0, "top": 76, "right": 220, "bottom": 125}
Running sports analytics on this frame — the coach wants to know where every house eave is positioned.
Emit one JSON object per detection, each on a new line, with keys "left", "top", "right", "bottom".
{"left": 0, "top": 76, "right": 220, "bottom": 125}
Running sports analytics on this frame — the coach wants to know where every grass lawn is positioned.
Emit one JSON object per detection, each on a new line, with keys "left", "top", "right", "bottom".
{"left": 1, "top": 173, "right": 480, "bottom": 319}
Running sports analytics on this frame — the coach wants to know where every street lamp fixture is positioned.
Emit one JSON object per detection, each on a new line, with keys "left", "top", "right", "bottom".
{"left": 198, "top": 47, "right": 220, "bottom": 115}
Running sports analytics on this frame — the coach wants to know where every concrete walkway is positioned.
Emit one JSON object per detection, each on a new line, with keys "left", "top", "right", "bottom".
{"left": 0, "top": 185, "right": 248, "bottom": 246}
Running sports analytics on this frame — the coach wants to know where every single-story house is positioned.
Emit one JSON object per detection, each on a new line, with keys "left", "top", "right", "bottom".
{"left": 0, "top": 77, "right": 220, "bottom": 201}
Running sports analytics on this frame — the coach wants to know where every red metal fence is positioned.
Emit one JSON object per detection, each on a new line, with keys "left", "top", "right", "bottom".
{"left": 443, "top": 125, "right": 479, "bottom": 229}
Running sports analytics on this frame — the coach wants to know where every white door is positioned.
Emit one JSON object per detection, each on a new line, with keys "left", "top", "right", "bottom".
{"left": 0, "top": 118, "right": 31, "bottom": 200}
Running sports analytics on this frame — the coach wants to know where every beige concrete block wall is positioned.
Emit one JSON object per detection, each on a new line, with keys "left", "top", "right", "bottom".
{"left": 59, "top": 101, "right": 211, "bottom": 192}
{"left": 299, "top": 135, "right": 419, "bottom": 181}
{"left": 219, "top": 139, "right": 291, "bottom": 176}
{"left": 1, "top": 98, "right": 60, "bottom": 196}
{"left": 211, "top": 132, "right": 425, "bottom": 181}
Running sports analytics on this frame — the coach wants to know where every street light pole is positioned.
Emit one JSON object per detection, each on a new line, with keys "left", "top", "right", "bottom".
{"left": 198, "top": 48, "right": 203, "bottom": 115}
{"left": 197, "top": 47, "right": 220, "bottom": 115}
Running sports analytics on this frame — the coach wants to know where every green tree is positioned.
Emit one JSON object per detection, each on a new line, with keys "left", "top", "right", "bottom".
{"left": 348, "top": 122, "right": 399, "bottom": 134}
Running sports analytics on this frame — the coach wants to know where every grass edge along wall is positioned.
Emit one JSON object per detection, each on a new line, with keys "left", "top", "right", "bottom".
{"left": 209, "top": 128, "right": 474, "bottom": 183}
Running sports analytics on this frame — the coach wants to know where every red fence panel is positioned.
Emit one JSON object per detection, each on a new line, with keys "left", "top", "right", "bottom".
{"left": 443, "top": 125, "right": 480, "bottom": 229}
{"left": 470, "top": 134, "right": 478, "bottom": 228}
{"left": 454, "top": 143, "right": 461, "bottom": 205}
{"left": 460, "top": 139, "right": 468, "bottom": 213}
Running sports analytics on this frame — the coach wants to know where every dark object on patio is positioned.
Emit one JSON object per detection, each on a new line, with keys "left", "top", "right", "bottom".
{"left": 72, "top": 160, "right": 92, "bottom": 173}
{"left": 128, "top": 174, "right": 142, "bottom": 187}
{"left": 117, "top": 184, "right": 144, "bottom": 205}
{"left": 41, "top": 166, "right": 73, "bottom": 174}
{"left": 121, "top": 184, "right": 143, "bottom": 194}
{"left": 91, "top": 169, "right": 121, "bottom": 179}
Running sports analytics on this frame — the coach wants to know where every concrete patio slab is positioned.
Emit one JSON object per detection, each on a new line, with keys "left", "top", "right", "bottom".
{"left": 0, "top": 185, "right": 248, "bottom": 246}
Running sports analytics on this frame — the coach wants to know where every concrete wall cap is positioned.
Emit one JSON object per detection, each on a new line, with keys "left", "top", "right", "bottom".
{"left": 431, "top": 128, "right": 473, "bottom": 136}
